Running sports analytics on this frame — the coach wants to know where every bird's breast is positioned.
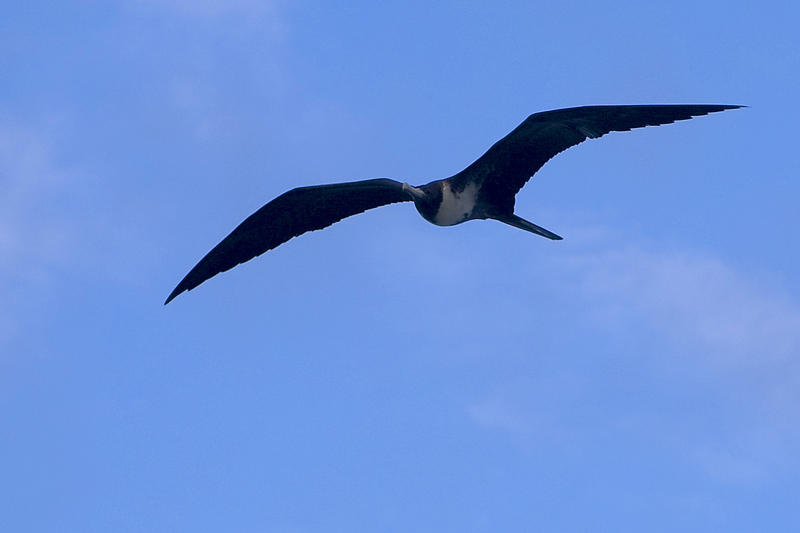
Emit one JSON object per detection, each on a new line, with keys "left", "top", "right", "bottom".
{"left": 432, "top": 181, "right": 480, "bottom": 226}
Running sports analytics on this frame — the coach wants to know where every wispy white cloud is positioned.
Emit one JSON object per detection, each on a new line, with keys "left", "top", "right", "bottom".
{"left": 0, "top": 120, "right": 78, "bottom": 350}
{"left": 468, "top": 396, "right": 532, "bottom": 437}
{"left": 563, "top": 245, "right": 800, "bottom": 370}
{"left": 0, "top": 121, "right": 76, "bottom": 283}
{"left": 468, "top": 229, "right": 800, "bottom": 484}
{"left": 128, "top": 0, "right": 281, "bottom": 18}
{"left": 0, "top": 115, "right": 164, "bottom": 354}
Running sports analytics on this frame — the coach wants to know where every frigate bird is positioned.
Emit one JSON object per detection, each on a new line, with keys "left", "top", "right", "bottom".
{"left": 165, "top": 104, "right": 741, "bottom": 304}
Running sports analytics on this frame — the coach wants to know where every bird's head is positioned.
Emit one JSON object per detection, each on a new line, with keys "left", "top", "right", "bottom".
{"left": 403, "top": 181, "right": 443, "bottom": 224}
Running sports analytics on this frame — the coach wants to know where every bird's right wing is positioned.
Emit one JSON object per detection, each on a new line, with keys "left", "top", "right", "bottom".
{"left": 452, "top": 104, "right": 742, "bottom": 204}
{"left": 165, "top": 178, "right": 410, "bottom": 304}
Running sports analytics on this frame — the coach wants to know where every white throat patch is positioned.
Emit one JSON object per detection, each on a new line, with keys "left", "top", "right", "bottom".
{"left": 433, "top": 181, "right": 479, "bottom": 226}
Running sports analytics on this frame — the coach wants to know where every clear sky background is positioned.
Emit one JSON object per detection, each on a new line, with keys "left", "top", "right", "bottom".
{"left": 2, "top": 1, "right": 799, "bottom": 531}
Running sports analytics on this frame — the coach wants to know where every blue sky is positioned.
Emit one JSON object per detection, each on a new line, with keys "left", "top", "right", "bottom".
{"left": 2, "top": 1, "right": 799, "bottom": 531}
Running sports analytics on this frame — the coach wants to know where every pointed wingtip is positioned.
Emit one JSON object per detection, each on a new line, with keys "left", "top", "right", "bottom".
{"left": 164, "top": 287, "right": 183, "bottom": 306}
{"left": 708, "top": 104, "right": 747, "bottom": 113}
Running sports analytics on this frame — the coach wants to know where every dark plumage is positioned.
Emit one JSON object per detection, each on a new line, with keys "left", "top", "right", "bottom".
{"left": 165, "top": 104, "right": 742, "bottom": 304}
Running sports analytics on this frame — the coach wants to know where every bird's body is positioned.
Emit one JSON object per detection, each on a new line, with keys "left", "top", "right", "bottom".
{"left": 166, "top": 104, "right": 742, "bottom": 304}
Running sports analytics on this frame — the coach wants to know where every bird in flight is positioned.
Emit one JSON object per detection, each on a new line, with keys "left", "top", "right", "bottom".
{"left": 165, "top": 104, "right": 742, "bottom": 304}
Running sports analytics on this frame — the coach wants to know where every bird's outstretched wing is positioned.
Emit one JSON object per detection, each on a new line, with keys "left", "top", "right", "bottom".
{"left": 453, "top": 104, "right": 742, "bottom": 206}
{"left": 165, "top": 178, "right": 410, "bottom": 304}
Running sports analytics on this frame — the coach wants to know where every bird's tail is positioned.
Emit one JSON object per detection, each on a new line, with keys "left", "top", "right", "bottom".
{"left": 492, "top": 214, "right": 563, "bottom": 240}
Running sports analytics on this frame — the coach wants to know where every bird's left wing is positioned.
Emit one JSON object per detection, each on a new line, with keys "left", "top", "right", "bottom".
{"left": 452, "top": 104, "right": 742, "bottom": 204}
{"left": 165, "top": 178, "right": 410, "bottom": 304}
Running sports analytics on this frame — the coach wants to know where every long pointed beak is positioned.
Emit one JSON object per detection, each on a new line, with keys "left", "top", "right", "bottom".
{"left": 402, "top": 183, "right": 427, "bottom": 201}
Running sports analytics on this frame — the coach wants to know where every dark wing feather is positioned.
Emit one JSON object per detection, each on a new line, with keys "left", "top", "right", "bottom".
{"left": 165, "top": 178, "right": 410, "bottom": 304}
{"left": 452, "top": 104, "right": 742, "bottom": 205}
